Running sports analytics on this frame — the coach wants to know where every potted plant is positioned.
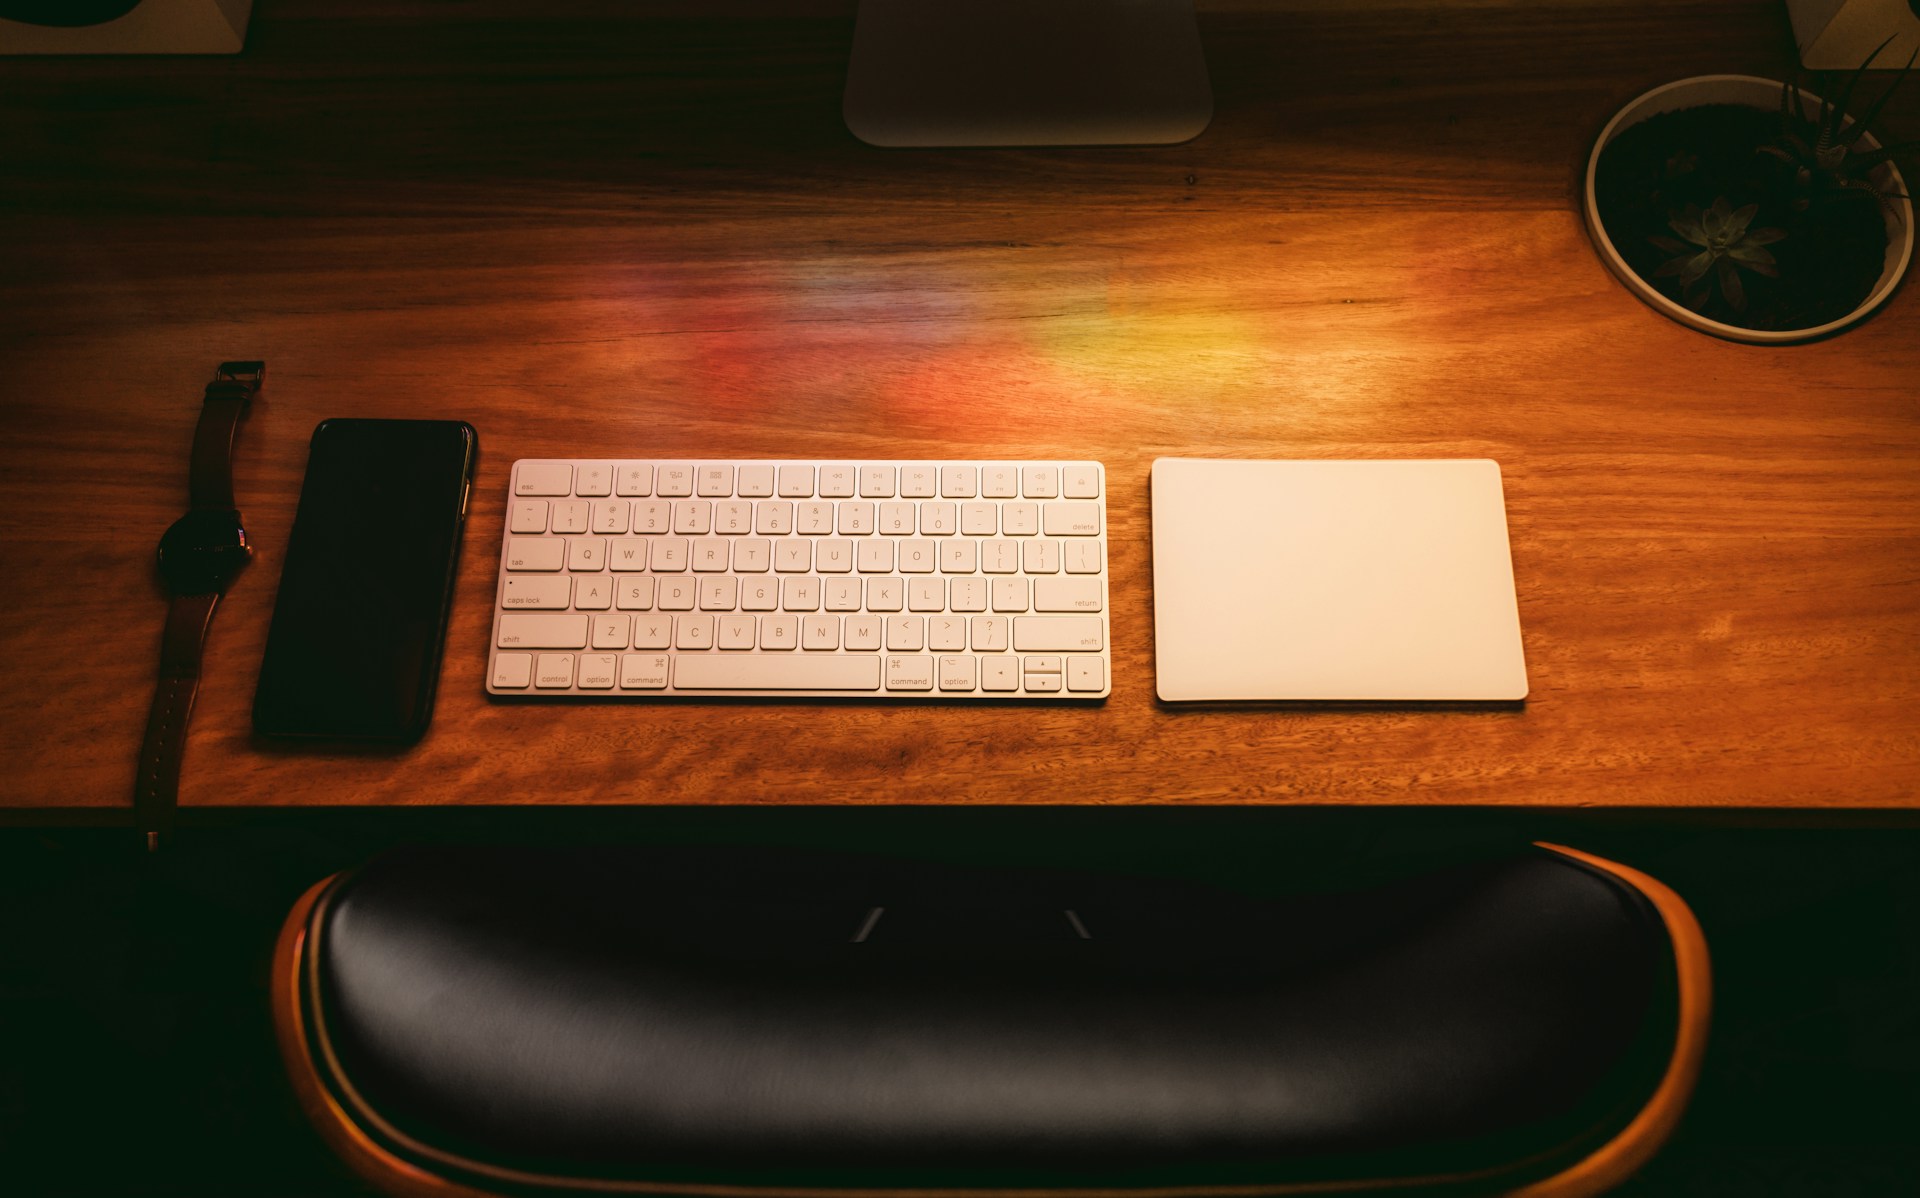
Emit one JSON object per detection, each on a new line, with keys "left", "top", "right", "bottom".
{"left": 1584, "top": 41, "right": 1918, "bottom": 342}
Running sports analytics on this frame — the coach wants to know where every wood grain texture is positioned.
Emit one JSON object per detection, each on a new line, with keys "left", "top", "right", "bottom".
{"left": 1, "top": 1, "right": 1916, "bottom": 811}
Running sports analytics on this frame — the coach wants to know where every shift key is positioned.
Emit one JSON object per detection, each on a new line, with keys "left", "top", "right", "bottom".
{"left": 498, "top": 613, "right": 589, "bottom": 649}
{"left": 1013, "top": 617, "right": 1104, "bottom": 652}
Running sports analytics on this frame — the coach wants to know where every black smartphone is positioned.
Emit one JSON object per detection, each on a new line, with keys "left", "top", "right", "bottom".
{"left": 253, "top": 419, "right": 477, "bottom": 742}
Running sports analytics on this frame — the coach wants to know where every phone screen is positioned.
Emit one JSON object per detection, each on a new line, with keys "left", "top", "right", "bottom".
{"left": 253, "top": 419, "right": 477, "bottom": 741}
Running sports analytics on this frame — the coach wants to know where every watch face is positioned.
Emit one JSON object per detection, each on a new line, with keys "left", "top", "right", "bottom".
{"left": 158, "top": 509, "right": 252, "bottom": 595}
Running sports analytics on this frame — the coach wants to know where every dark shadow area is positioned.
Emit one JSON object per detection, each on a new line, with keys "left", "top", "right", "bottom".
{"left": 1, "top": 809, "right": 1915, "bottom": 1194}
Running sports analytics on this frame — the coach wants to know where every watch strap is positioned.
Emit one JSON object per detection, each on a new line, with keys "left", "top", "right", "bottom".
{"left": 139, "top": 361, "right": 264, "bottom": 850}
{"left": 134, "top": 592, "right": 219, "bottom": 852}
{"left": 188, "top": 362, "right": 264, "bottom": 510}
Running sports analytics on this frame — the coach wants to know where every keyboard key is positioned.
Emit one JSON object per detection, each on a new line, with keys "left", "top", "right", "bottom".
{"left": 761, "top": 615, "right": 799, "bottom": 649}
{"left": 938, "top": 655, "right": 977, "bottom": 691}
{"left": 591, "top": 616, "right": 630, "bottom": 649}
{"left": 899, "top": 540, "right": 936, "bottom": 573}
{"left": 899, "top": 465, "right": 938, "bottom": 498}
{"left": 515, "top": 463, "right": 571, "bottom": 496}
{"left": 1022, "top": 465, "right": 1059, "bottom": 498}
{"left": 908, "top": 578, "right": 945, "bottom": 612}
{"left": 920, "top": 501, "right": 956, "bottom": 535}
{"left": 951, "top": 578, "right": 987, "bottom": 612}
{"left": 886, "top": 654, "right": 934, "bottom": 690}
{"left": 1035, "top": 577, "right": 1103, "bottom": 612}
{"left": 1013, "top": 617, "right": 1104, "bottom": 652}
{"left": 878, "top": 502, "right": 915, "bottom": 534}
{"left": 492, "top": 652, "right": 533, "bottom": 688}
{"left": 657, "top": 578, "right": 694, "bottom": 610}
{"left": 757, "top": 501, "right": 794, "bottom": 535}
{"left": 781, "top": 577, "right": 820, "bottom": 611}
{"left": 510, "top": 501, "right": 548, "bottom": 533}
{"left": 651, "top": 538, "right": 689, "bottom": 572}
{"left": 535, "top": 653, "right": 575, "bottom": 687}
{"left": 1068, "top": 657, "right": 1106, "bottom": 692}
{"left": 844, "top": 615, "right": 883, "bottom": 650}
{"left": 616, "top": 464, "right": 653, "bottom": 496}
{"left": 621, "top": 653, "right": 670, "bottom": 688}
{"left": 697, "top": 465, "right": 733, "bottom": 496}
{"left": 1043, "top": 502, "right": 1102, "bottom": 536}
{"left": 673, "top": 500, "right": 712, "bottom": 535}
{"left": 886, "top": 614, "right": 924, "bottom": 650}
{"left": 736, "top": 465, "right": 775, "bottom": 497}
{"left": 573, "top": 578, "right": 612, "bottom": 610}
{"left": 577, "top": 654, "right": 617, "bottom": 688}
{"left": 593, "top": 500, "right": 629, "bottom": 534}
{"left": 715, "top": 501, "right": 753, "bottom": 534}
{"left": 777, "top": 465, "right": 814, "bottom": 497}
{"left": 1062, "top": 463, "right": 1100, "bottom": 499}
{"left": 928, "top": 615, "right": 966, "bottom": 651}
{"left": 567, "top": 536, "right": 605, "bottom": 571}
{"left": 802, "top": 615, "right": 840, "bottom": 650}
{"left": 819, "top": 465, "right": 857, "bottom": 497}
{"left": 797, "top": 502, "right": 835, "bottom": 535}
{"left": 860, "top": 465, "right": 895, "bottom": 497}
{"left": 717, "top": 614, "right": 756, "bottom": 649}
{"left": 575, "top": 465, "right": 613, "bottom": 497}
{"left": 655, "top": 465, "right": 695, "bottom": 496}
{"left": 633, "top": 501, "right": 671, "bottom": 533}
{"left": 498, "top": 614, "right": 588, "bottom": 649}
{"left": 981, "top": 657, "right": 1018, "bottom": 691}
{"left": 502, "top": 577, "right": 571, "bottom": 609}
{"left": 506, "top": 538, "right": 565, "bottom": 571}
{"left": 675, "top": 654, "right": 881, "bottom": 690}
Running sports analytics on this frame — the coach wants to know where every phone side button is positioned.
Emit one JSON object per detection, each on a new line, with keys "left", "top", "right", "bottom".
{"left": 492, "top": 653, "right": 532, "bottom": 689}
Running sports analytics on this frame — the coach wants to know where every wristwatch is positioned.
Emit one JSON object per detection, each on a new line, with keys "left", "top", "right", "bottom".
{"left": 136, "top": 361, "right": 265, "bottom": 851}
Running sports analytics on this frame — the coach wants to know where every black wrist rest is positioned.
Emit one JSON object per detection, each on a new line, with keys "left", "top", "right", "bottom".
{"left": 273, "top": 842, "right": 1708, "bottom": 1197}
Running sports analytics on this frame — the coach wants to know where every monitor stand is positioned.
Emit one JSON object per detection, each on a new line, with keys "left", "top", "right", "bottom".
{"left": 843, "top": 0, "right": 1213, "bottom": 147}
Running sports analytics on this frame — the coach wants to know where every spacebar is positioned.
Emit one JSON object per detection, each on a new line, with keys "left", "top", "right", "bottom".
{"left": 673, "top": 655, "right": 882, "bottom": 691}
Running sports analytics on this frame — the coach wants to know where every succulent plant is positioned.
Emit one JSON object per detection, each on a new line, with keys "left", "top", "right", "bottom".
{"left": 1649, "top": 197, "right": 1787, "bottom": 312}
{"left": 1759, "top": 36, "right": 1919, "bottom": 221}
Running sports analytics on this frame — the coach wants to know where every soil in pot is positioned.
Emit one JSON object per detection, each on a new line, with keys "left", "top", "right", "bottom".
{"left": 1593, "top": 103, "right": 1891, "bottom": 331}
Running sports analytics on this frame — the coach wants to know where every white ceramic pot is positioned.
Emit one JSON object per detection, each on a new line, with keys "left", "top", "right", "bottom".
{"left": 1583, "top": 75, "right": 1915, "bottom": 343}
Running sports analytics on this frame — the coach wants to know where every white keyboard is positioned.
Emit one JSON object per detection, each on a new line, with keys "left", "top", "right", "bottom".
{"left": 487, "top": 460, "right": 1110, "bottom": 699}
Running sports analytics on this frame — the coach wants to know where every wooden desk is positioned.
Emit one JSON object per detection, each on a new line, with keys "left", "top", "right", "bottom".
{"left": 2, "top": 1, "right": 1916, "bottom": 813}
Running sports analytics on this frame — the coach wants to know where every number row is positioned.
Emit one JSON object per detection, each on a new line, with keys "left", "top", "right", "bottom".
{"left": 509, "top": 498, "right": 1101, "bottom": 538}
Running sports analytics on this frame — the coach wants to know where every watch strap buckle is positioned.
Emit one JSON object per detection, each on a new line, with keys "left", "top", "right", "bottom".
{"left": 206, "top": 360, "right": 266, "bottom": 404}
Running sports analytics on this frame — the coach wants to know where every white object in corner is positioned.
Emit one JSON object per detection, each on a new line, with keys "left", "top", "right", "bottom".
{"left": 0, "top": 0, "right": 251, "bottom": 55}
{"left": 1787, "top": 0, "right": 1920, "bottom": 70}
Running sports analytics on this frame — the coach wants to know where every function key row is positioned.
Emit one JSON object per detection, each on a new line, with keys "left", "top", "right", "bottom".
{"left": 513, "top": 461, "right": 1102, "bottom": 501}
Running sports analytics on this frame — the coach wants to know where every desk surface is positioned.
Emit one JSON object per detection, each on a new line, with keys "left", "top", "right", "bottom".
{"left": 2, "top": 1, "right": 1916, "bottom": 812}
